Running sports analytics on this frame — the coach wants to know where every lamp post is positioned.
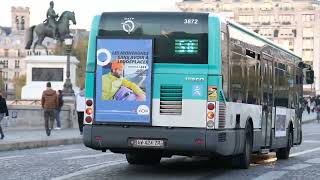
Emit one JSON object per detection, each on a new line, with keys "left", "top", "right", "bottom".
{"left": 62, "top": 35, "right": 75, "bottom": 96}
{"left": 0, "top": 62, "right": 4, "bottom": 92}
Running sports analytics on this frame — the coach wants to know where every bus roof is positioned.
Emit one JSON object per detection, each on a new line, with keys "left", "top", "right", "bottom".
{"left": 209, "top": 14, "right": 301, "bottom": 60}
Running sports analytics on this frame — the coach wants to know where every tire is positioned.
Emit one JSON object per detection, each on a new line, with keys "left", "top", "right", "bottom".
{"left": 233, "top": 123, "right": 253, "bottom": 169}
{"left": 126, "top": 152, "right": 161, "bottom": 165}
{"left": 276, "top": 130, "right": 293, "bottom": 160}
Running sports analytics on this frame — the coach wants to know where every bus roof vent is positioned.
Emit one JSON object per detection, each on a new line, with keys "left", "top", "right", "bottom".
{"left": 160, "top": 85, "right": 182, "bottom": 115}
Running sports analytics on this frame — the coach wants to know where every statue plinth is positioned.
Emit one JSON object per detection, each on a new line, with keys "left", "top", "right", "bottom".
{"left": 21, "top": 55, "right": 79, "bottom": 100}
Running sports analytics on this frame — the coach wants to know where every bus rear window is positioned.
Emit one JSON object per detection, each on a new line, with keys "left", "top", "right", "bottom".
{"left": 98, "top": 12, "right": 208, "bottom": 64}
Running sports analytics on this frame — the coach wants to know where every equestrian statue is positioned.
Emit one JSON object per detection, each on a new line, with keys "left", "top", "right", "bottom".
{"left": 25, "top": 1, "right": 76, "bottom": 55}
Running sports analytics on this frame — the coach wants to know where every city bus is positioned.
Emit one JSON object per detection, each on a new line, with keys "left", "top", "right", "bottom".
{"left": 83, "top": 12, "right": 314, "bottom": 169}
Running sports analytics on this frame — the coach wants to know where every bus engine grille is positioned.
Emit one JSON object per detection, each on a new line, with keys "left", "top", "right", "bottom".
{"left": 218, "top": 102, "right": 226, "bottom": 128}
{"left": 160, "top": 85, "right": 183, "bottom": 115}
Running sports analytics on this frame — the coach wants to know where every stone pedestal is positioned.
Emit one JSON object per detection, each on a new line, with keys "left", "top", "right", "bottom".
{"left": 21, "top": 55, "right": 79, "bottom": 100}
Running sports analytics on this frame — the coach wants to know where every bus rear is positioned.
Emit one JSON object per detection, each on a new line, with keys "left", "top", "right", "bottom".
{"left": 84, "top": 12, "right": 232, "bottom": 165}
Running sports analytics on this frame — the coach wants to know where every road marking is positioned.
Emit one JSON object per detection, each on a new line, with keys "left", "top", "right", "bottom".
{"left": 290, "top": 147, "right": 320, "bottom": 157}
{"left": 304, "top": 133, "right": 320, "bottom": 136}
{"left": 63, "top": 153, "right": 114, "bottom": 160}
{"left": 0, "top": 155, "right": 24, "bottom": 160}
{"left": 283, "top": 163, "right": 311, "bottom": 170}
{"left": 305, "top": 158, "right": 320, "bottom": 164}
{"left": 51, "top": 160, "right": 127, "bottom": 180}
{"left": 83, "top": 160, "right": 125, "bottom": 169}
{"left": 253, "top": 171, "right": 287, "bottom": 180}
{"left": 41, "top": 149, "right": 83, "bottom": 155}
{"left": 303, "top": 140, "right": 320, "bottom": 143}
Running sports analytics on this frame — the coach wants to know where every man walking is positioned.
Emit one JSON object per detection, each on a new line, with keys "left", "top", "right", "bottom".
{"left": 41, "top": 82, "right": 58, "bottom": 136}
{"left": 0, "top": 91, "right": 9, "bottom": 139}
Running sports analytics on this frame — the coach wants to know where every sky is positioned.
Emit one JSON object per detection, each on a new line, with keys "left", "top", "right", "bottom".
{"left": 0, "top": 0, "right": 180, "bottom": 30}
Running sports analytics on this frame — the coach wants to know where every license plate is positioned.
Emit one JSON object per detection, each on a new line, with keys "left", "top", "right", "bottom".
{"left": 131, "top": 139, "right": 164, "bottom": 148}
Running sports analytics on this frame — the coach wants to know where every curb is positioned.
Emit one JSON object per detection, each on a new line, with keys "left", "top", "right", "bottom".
{"left": 0, "top": 137, "right": 83, "bottom": 152}
{"left": 302, "top": 119, "right": 317, "bottom": 124}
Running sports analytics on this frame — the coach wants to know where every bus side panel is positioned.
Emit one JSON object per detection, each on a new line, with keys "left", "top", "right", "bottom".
{"left": 86, "top": 15, "right": 100, "bottom": 73}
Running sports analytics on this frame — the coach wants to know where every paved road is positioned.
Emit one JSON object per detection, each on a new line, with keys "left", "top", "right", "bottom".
{"left": 1, "top": 122, "right": 320, "bottom": 180}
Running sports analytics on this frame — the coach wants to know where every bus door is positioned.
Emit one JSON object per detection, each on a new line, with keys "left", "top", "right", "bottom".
{"left": 261, "top": 53, "right": 273, "bottom": 148}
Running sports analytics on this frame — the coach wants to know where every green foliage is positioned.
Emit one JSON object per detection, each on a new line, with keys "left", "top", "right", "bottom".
{"left": 72, "top": 37, "right": 88, "bottom": 88}
{"left": 13, "top": 75, "right": 26, "bottom": 99}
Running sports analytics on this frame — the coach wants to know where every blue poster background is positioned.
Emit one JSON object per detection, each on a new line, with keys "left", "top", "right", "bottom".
{"left": 95, "top": 39, "right": 153, "bottom": 124}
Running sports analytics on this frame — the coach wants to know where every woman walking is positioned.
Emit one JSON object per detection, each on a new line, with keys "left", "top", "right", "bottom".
{"left": 0, "top": 91, "right": 9, "bottom": 139}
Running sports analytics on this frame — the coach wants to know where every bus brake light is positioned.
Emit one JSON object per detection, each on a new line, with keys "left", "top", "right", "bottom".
{"left": 86, "top": 99, "right": 93, "bottom": 106}
{"left": 207, "top": 103, "right": 215, "bottom": 110}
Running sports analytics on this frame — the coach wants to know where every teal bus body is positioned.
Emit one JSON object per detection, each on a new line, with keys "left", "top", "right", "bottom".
{"left": 84, "top": 12, "right": 305, "bottom": 168}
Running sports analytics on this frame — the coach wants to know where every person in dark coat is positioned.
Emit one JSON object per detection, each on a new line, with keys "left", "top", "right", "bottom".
{"left": 55, "top": 90, "right": 63, "bottom": 129}
{"left": 0, "top": 91, "right": 9, "bottom": 139}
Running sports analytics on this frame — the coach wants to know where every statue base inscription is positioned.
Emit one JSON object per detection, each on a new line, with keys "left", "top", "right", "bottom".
{"left": 21, "top": 55, "right": 79, "bottom": 100}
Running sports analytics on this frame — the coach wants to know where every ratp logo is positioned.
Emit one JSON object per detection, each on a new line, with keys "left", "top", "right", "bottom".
{"left": 96, "top": 48, "right": 111, "bottom": 66}
{"left": 121, "top": 20, "right": 135, "bottom": 34}
{"left": 137, "top": 105, "right": 150, "bottom": 115}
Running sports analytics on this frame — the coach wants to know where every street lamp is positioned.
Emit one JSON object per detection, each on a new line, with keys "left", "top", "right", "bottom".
{"left": 62, "top": 35, "right": 75, "bottom": 96}
{"left": 0, "top": 62, "right": 4, "bottom": 92}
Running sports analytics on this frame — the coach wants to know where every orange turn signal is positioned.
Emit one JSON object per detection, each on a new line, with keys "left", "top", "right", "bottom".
{"left": 207, "top": 112, "right": 214, "bottom": 119}
{"left": 86, "top": 108, "right": 93, "bottom": 115}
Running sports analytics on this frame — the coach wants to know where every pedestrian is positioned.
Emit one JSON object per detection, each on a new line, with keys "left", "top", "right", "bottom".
{"left": 315, "top": 96, "right": 320, "bottom": 123}
{"left": 0, "top": 91, "right": 9, "bottom": 139}
{"left": 41, "top": 82, "right": 58, "bottom": 136}
{"left": 55, "top": 90, "right": 63, "bottom": 130}
{"left": 75, "top": 87, "right": 85, "bottom": 135}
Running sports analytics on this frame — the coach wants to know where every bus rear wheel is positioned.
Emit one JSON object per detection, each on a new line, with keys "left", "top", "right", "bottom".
{"left": 126, "top": 152, "right": 161, "bottom": 165}
{"left": 233, "top": 123, "right": 253, "bottom": 169}
{"left": 276, "top": 130, "right": 293, "bottom": 160}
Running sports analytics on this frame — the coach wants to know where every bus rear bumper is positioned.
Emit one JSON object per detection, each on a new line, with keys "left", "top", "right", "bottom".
{"left": 83, "top": 125, "right": 245, "bottom": 156}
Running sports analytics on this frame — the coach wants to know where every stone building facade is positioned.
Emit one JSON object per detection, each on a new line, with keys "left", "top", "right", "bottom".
{"left": 176, "top": 0, "right": 320, "bottom": 95}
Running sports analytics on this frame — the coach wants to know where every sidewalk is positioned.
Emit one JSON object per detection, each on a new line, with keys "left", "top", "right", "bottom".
{"left": 0, "top": 128, "right": 82, "bottom": 151}
{"left": 302, "top": 111, "right": 317, "bottom": 124}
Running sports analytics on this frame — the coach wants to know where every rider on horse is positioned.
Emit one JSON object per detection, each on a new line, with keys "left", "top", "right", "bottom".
{"left": 45, "top": 1, "right": 59, "bottom": 39}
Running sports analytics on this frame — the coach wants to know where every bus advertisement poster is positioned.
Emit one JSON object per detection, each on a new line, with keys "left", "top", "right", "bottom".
{"left": 275, "top": 107, "right": 287, "bottom": 137}
{"left": 95, "top": 38, "right": 153, "bottom": 124}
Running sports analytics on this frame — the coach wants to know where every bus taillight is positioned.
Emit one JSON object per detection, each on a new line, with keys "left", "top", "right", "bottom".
{"left": 84, "top": 98, "right": 94, "bottom": 125}
{"left": 86, "top": 108, "right": 93, "bottom": 115}
{"left": 207, "top": 103, "right": 215, "bottom": 110}
{"left": 206, "top": 101, "right": 216, "bottom": 129}
{"left": 85, "top": 116, "right": 93, "bottom": 124}
{"left": 207, "top": 112, "right": 214, "bottom": 119}
{"left": 86, "top": 99, "right": 93, "bottom": 106}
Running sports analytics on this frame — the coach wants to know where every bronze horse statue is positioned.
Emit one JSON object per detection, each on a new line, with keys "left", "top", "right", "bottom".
{"left": 25, "top": 11, "right": 76, "bottom": 55}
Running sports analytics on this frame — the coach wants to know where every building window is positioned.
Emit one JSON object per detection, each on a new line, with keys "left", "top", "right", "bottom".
{"left": 302, "top": 49, "right": 314, "bottom": 62}
{"left": 14, "top": 72, "right": 19, "bottom": 78}
{"left": 278, "top": 39, "right": 294, "bottom": 50}
{"left": 303, "top": 27, "right": 314, "bottom": 37}
{"left": 259, "top": 28, "right": 273, "bottom": 37}
{"left": 4, "top": 49, "right": 8, "bottom": 57}
{"left": 3, "top": 72, "right": 8, "bottom": 80}
{"left": 259, "top": 15, "right": 274, "bottom": 24}
{"left": 4, "top": 60, "right": 8, "bottom": 68}
{"left": 238, "top": 15, "right": 254, "bottom": 24}
{"left": 15, "top": 60, "right": 20, "bottom": 68}
{"left": 302, "top": 14, "right": 315, "bottom": 22}
{"left": 279, "top": 14, "right": 295, "bottom": 24}
{"left": 303, "top": 38, "right": 314, "bottom": 49}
